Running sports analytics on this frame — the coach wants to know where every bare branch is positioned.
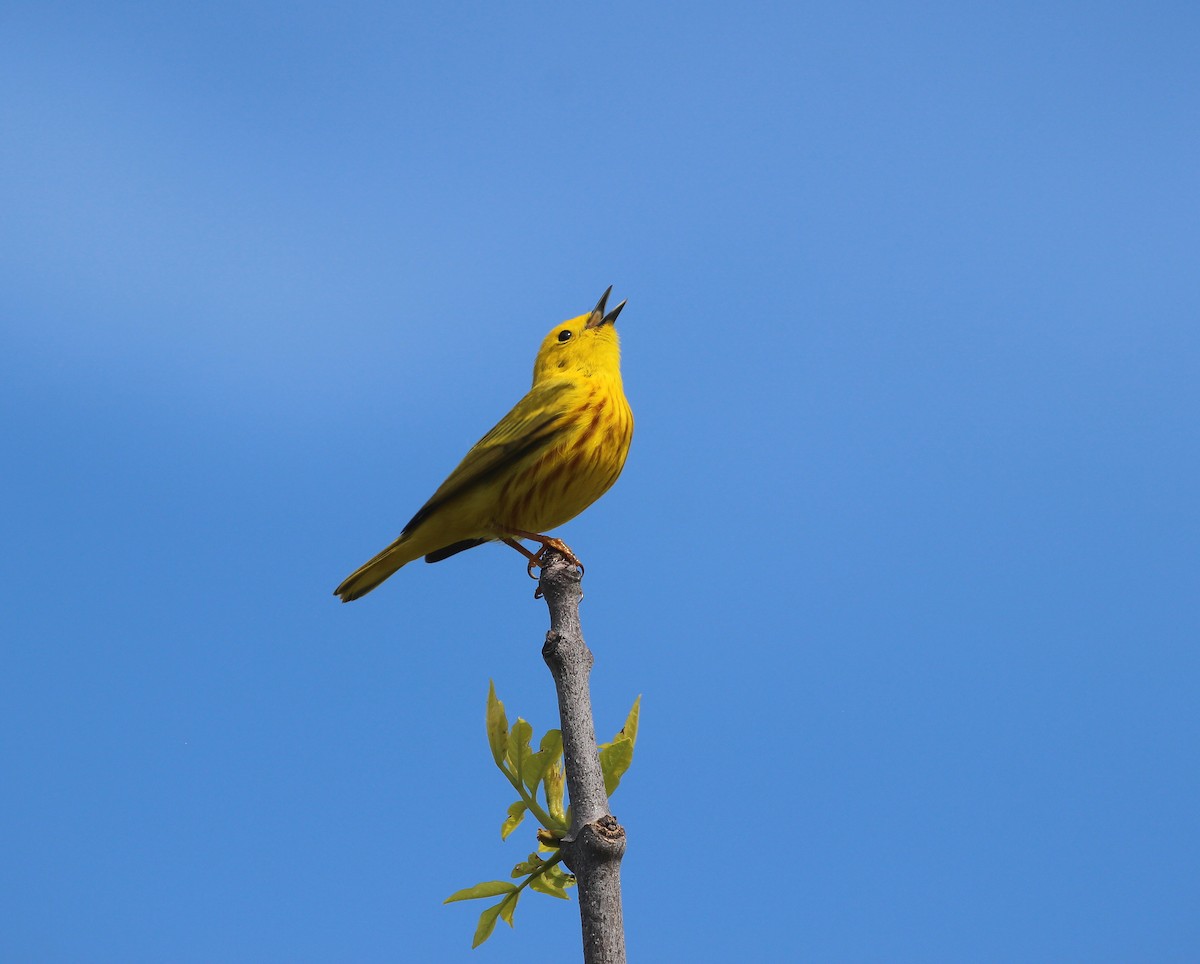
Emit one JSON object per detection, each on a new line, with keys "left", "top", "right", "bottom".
{"left": 538, "top": 552, "right": 627, "bottom": 964}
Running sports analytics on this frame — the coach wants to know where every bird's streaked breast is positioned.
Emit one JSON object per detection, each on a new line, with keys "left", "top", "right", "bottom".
{"left": 494, "top": 377, "right": 632, "bottom": 534}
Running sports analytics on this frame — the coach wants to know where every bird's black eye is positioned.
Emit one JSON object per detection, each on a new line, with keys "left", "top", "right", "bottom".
{"left": 558, "top": 329, "right": 573, "bottom": 342}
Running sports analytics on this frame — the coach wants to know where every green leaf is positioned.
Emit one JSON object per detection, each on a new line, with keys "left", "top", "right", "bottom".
{"left": 546, "top": 864, "right": 577, "bottom": 890}
{"left": 529, "top": 865, "right": 574, "bottom": 900}
{"left": 500, "top": 801, "right": 527, "bottom": 840}
{"left": 545, "top": 760, "right": 566, "bottom": 824}
{"left": 521, "top": 729, "right": 563, "bottom": 792}
{"left": 472, "top": 901, "right": 504, "bottom": 948}
{"left": 506, "top": 718, "right": 533, "bottom": 780}
{"left": 617, "top": 696, "right": 641, "bottom": 748}
{"left": 598, "top": 697, "right": 641, "bottom": 796}
{"left": 597, "top": 697, "right": 640, "bottom": 752}
{"left": 486, "top": 682, "right": 509, "bottom": 767}
{"left": 498, "top": 890, "right": 520, "bottom": 927}
{"left": 444, "top": 880, "right": 517, "bottom": 904}
{"left": 599, "top": 737, "right": 634, "bottom": 797}
{"left": 511, "top": 853, "right": 543, "bottom": 877}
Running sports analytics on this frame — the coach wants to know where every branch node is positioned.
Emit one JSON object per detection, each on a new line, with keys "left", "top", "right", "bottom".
{"left": 560, "top": 816, "right": 627, "bottom": 873}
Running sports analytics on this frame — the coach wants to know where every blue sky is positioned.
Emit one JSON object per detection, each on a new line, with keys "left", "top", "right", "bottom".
{"left": 3, "top": 2, "right": 1198, "bottom": 960}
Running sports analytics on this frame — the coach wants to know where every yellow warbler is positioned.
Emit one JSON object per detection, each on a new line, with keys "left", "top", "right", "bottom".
{"left": 334, "top": 287, "right": 633, "bottom": 602}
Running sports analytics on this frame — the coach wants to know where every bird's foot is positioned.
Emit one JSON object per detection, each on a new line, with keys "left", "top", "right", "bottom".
{"left": 526, "top": 545, "right": 585, "bottom": 580}
{"left": 534, "top": 537, "right": 584, "bottom": 574}
{"left": 501, "top": 530, "right": 584, "bottom": 579}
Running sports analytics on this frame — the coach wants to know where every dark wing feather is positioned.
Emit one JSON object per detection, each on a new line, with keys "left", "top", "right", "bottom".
{"left": 424, "top": 538, "right": 489, "bottom": 563}
{"left": 401, "top": 379, "right": 576, "bottom": 537}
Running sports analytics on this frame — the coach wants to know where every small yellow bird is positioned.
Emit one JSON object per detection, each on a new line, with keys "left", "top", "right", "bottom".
{"left": 334, "top": 287, "right": 634, "bottom": 602}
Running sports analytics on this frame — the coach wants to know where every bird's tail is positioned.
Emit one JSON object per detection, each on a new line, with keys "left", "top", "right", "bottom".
{"left": 334, "top": 536, "right": 422, "bottom": 602}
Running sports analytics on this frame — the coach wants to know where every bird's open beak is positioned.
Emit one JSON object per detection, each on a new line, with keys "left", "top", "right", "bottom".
{"left": 585, "top": 285, "right": 626, "bottom": 329}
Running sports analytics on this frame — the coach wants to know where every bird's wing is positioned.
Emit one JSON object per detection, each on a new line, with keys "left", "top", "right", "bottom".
{"left": 400, "top": 378, "right": 576, "bottom": 536}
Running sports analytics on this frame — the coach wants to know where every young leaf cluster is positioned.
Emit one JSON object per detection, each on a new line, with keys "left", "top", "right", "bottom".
{"left": 444, "top": 681, "right": 640, "bottom": 948}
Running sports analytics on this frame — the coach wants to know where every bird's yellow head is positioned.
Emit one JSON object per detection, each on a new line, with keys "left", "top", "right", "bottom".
{"left": 531, "top": 286, "right": 626, "bottom": 385}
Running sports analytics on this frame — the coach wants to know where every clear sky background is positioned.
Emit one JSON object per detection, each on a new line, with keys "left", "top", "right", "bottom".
{"left": 3, "top": 3, "right": 1197, "bottom": 961}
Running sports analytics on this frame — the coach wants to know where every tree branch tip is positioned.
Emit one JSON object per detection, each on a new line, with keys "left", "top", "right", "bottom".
{"left": 537, "top": 551, "right": 583, "bottom": 590}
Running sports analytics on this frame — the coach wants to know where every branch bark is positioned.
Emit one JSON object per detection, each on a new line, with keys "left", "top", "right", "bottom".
{"left": 538, "top": 551, "right": 627, "bottom": 964}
